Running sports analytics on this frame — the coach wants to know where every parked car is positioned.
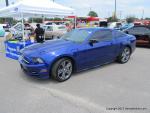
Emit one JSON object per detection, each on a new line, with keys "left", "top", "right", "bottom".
{"left": 108, "top": 22, "right": 122, "bottom": 30}
{"left": 99, "top": 21, "right": 108, "bottom": 27}
{"left": 120, "top": 23, "right": 134, "bottom": 31}
{"left": 124, "top": 25, "right": 150, "bottom": 47}
{"left": 43, "top": 25, "right": 67, "bottom": 40}
{"left": 0, "top": 24, "right": 10, "bottom": 32}
{"left": 19, "top": 28, "right": 136, "bottom": 82}
{"left": 0, "top": 25, "right": 5, "bottom": 37}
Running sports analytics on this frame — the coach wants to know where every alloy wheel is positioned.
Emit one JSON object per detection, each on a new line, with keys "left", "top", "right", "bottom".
{"left": 57, "top": 60, "right": 72, "bottom": 80}
{"left": 121, "top": 47, "right": 131, "bottom": 63}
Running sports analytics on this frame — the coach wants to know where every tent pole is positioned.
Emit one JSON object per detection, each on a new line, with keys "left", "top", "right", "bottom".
{"left": 74, "top": 16, "right": 77, "bottom": 29}
{"left": 42, "top": 16, "right": 45, "bottom": 41}
{"left": 21, "top": 13, "right": 25, "bottom": 46}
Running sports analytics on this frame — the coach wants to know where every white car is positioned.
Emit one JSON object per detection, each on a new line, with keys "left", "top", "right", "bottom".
{"left": 108, "top": 22, "right": 122, "bottom": 29}
{"left": 43, "top": 25, "right": 67, "bottom": 40}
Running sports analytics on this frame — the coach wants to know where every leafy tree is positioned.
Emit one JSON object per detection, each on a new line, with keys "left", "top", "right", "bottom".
{"left": 0, "top": 18, "right": 5, "bottom": 23}
{"left": 53, "top": 17, "right": 62, "bottom": 21}
{"left": 0, "top": 18, "right": 17, "bottom": 25}
{"left": 28, "top": 18, "right": 43, "bottom": 23}
{"left": 126, "top": 16, "right": 137, "bottom": 23}
{"left": 107, "top": 16, "right": 118, "bottom": 22}
{"left": 28, "top": 17, "right": 62, "bottom": 23}
{"left": 145, "top": 17, "right": 150, "bottom": 20}
{"left": 88, "top": 11, "right": 98, "bottom": 17}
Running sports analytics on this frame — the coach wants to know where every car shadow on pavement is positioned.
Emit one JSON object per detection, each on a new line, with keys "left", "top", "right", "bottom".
{"left": 19, "top": 61, "right": 129, "bottom": 84}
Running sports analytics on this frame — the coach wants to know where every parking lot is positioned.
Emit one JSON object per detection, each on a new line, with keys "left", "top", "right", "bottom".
{"left": 0, "top": 39, "right": 150, "bottom": 113}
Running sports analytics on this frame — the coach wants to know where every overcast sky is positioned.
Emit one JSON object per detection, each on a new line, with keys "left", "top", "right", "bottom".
{"left": 0, "top": 0, "right": 150, "bottom": 19}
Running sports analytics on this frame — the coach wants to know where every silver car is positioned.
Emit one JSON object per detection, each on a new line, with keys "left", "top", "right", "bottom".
{"left": 43, "top": 25, "right": 67, "bottom": 40}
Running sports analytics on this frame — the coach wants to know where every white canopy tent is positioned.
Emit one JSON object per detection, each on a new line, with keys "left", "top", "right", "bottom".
{"left": 0, "top": 0, "right": 75, "bottom": 18}
{"left": 0, "top": 0, "right": 75, "bottom": 40}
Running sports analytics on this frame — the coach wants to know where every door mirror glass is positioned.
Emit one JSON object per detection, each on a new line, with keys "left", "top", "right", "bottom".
{"left": 125, "top": 31, "right": 129, "bottom": 34}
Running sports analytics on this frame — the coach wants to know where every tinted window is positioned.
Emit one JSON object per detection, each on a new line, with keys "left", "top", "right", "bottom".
{"left": 115, "top": 31, "right": 126, "bottom": 38}
{"left": 47, "top": 26, "right": 53, "bottom": 31}
{"left": 62, "top": 29, "right": 91, "bottom": 43}
{"left": 91, "top": 30, "right": 112, "bottom": 41}
{"left": 128, "top": 27, "right": 150, "bottom": 34}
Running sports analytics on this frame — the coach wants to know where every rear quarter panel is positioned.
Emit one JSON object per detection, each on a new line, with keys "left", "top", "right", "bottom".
{"left": 115, "top": 34, "right": 136, "bottom": 55}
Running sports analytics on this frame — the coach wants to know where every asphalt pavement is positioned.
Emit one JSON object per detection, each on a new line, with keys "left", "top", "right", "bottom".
{"left": 0, "top": 39, "right": 150, "bottom": 113}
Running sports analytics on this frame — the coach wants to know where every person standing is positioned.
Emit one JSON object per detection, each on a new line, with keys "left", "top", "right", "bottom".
{"left": 34, "top": 24, "right": 44, "bottom": 43}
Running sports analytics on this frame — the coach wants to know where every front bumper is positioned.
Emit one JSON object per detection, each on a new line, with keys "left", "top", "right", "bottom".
{"left": 19, "top": 57, "right": 49, "bottom": 79}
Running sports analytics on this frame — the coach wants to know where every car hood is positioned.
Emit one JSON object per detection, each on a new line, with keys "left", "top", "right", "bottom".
{"left": 22, "top": 39, "right": 77, "bottom": 57}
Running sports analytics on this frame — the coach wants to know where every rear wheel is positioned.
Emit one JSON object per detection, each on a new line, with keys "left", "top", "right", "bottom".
{"left": 148, "top": 36, "right": 150, "bottom": 47}
{"left": 51, "top": 58, "right": 73, "bottom": 82}
{"left": 117, "top": 47, "right": 131, "bottom": 64}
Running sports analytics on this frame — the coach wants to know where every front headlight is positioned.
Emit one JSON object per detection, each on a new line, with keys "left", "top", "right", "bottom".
{"left": 32, "top": 57, "right": 44, "bottom": 64}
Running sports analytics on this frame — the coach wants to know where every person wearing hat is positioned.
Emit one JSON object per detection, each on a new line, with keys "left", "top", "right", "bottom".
{"left": 34, "top": 24, "right": 44, "bottom": 43}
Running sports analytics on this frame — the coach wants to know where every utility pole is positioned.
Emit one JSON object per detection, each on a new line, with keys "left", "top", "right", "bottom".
{"left": 114, "top": 0, "right": 117, "bottom": 19}
{"left": 119, "top": 11, "right": 122, "bottom": 20}
{"left": 5, "top": 0, "right": 9, "bottom": 6}
{"left": 142, "top": 9, "right": 144, "bottom": 20}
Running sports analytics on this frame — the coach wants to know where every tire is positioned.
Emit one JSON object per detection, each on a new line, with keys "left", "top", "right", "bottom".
{"left": 53, "top": 36, "right": 58, "bottom": 39}
{"left": 148, "top": 36, "right": 150, "bottom": 48}
{"left": 117, "top": 47, "right": 131, "bottom": 64}
{"left": 51, "top": 58, "right": 73, "bottom": 82}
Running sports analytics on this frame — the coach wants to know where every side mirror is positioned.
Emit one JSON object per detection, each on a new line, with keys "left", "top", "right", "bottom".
{"left": 89, "top": 39, "right": 99, "bottom": 46}
{"left": 125, "top": 31, "right": 129, "bottom": 34}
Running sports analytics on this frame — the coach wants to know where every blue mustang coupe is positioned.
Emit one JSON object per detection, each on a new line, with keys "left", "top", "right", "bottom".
{"left": 19, "top": 28, "right": 136, "bottom": 82}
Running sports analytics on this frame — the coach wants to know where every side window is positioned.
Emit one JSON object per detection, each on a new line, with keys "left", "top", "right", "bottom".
{"left": 47, "top": 26, "right": 53, "bottom": 31}
{"left": 92, "top": 30, "right": 112, "bottom": 41}
{"left": 129, "top": 27, "right": 150, "bottom": 34}
{"left": 128, "top": 28, "right": 135, "bottom": 34}
{"left": 115, "top": 31, "right": 126, "bottom": 38}
{"left": 138, "top": 27, "right": 150, "bottom": 34}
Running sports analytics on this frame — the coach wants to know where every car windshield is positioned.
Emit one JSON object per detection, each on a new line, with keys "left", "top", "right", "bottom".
{"left": 62, "top": 29, "right": 91, "bottom": 43}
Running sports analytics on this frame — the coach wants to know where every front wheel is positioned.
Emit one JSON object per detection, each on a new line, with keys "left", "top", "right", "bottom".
{"left": 51, "top": 58, "right": 73, "bottom": 82}
{"left": 117, "top": 47, "right": 131, "bottom": 64}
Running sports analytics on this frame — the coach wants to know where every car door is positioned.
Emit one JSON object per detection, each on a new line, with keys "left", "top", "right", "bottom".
{"left": 76, "top": 30, "right": 118, "bottom": 70}
{"left": 45, "top": 26, "right": 53, "bottom": 38}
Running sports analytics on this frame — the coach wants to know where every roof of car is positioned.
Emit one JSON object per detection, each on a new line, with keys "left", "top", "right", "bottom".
{"left": 78, "top": 27, "right": 113, "bottom": 31}
{"left": 134, "top": 25, "right": 150, "bottom": 29}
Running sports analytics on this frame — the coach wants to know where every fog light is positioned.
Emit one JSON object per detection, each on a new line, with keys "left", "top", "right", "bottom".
{"left": 40, "top": 69, "right": 47, "bottom": 73}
